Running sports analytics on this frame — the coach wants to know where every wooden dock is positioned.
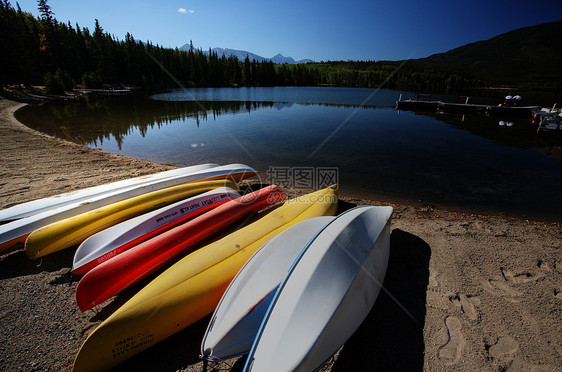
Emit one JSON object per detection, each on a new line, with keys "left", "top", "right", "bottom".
{"left": 395, "top": 100, "right": 439, "bottom": 111}
{"left": 396, "top": 98, "right": 540, "bottom": 117}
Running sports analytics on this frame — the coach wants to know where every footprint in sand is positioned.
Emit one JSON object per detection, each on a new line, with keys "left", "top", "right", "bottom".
{"left": 481, "top": 278, "right": 522, "bottom": 303}
{"left": 481, "top": 266, "right": 546, "bottom": 302}
{"left": 487, "top": 335, "right": 519, "bottom": 361}
{"left": 438, "top": 316, "right": 466, "bottom": 365}
{"left": 501, "top": 267, "right": 544, "bottom": 284}
{"left": 450, "top": 293, "right": 480, "bottom": 321}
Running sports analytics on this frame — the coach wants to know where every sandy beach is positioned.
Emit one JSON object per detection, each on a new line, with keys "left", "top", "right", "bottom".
{"left": 0, "top": 97, "right": 560, "bottom": 371}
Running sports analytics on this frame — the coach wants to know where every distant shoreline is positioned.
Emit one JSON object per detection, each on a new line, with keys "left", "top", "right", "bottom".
{"left": 2, "top": 83, "right": 561, "bottom": 106}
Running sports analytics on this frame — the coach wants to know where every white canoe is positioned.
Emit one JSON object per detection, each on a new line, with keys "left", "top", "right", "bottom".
{"left": 201, "top": 216, "right": 334, "bottom": 361}
{"left": 71, "top": 187, "right": 241, "bottom": 275}
{"left": 0, "top": 164, "right": 258, "bottom": 254}
{"left": 244, "top": 205, "right": 393, "bottom": 372}
{"left": 0, "top": 164, "right": 217, "bottom": 223}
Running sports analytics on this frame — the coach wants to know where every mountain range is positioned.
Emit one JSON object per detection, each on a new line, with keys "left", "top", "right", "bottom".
{"left": 414, "top": 20, "right": 562, "bottom": 85}
{"left": 179, "top": 45, "right": 313, "bottom": 64}
{"left": 179, "top": 19, "right": 561, "bottom": 85}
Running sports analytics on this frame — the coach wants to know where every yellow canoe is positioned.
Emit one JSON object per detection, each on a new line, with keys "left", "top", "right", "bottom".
{"left": 72, "top": 186, "right": 337, "bottom": 372}
{"left": 24, "top": 179, "right": 238, "bottom": 259}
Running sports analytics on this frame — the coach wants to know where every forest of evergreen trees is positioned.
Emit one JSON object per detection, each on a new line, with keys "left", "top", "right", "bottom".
{"left": 0, "top": 0, "right": 485, "bottom": 94}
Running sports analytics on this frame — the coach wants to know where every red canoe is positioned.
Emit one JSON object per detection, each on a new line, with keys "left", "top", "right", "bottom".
{"left": 75, "top": 185, "right": 285, "bottom": 311}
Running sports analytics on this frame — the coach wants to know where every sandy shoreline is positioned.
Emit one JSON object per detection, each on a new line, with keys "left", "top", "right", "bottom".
{"left": 0, "top": 97, "right": 560, "bottom": 371}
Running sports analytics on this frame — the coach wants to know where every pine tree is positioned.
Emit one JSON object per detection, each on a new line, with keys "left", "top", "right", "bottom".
{"left": 243, "top": 55, "right": 251, "bottom": 85}
{"left": 37, "top": 0, "right": 53, "bottom": 25}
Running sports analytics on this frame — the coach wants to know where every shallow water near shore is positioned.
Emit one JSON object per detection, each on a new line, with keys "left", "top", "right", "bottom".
{"left": 15, "top": 87, "right": 562, "bottom": 221}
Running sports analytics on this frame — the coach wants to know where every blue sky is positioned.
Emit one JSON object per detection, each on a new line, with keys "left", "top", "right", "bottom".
{"left": 13, "top": 0, "right": 562, "bottom": 61}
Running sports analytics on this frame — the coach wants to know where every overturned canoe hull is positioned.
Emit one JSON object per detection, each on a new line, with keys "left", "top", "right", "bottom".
{"left": 245, "top": 205, "right": 393, "bottom": 372}
{"left": 201, "top": 216, "right": 334, "bottom": 361}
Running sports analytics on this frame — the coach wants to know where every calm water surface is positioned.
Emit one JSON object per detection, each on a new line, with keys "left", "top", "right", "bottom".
{"left": 15, "top": 87, "right": 562, "bottom": 221}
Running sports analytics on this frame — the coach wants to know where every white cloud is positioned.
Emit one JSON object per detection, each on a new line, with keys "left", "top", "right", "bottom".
{"left": 177, "top": 8, "right": 194, "bottom": 14}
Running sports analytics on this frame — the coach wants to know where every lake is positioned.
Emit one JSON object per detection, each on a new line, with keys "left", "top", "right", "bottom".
{"left": 15, "top": 87, "right": 562, "bottom": 222}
